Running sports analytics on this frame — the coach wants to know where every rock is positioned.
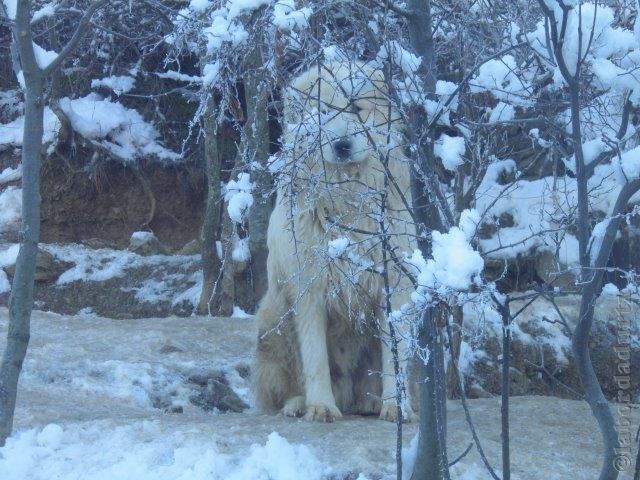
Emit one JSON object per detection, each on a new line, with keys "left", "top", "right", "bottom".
{"left": 461, "top": 294, "right": 640, "bottom": 402}
{"left": 82, "top": 238, "right": 116, "bottom": 250}
{"left": 534, "top": 250, "right": 576, "bottom": 289}
{"left": 128, "top": 231, "right": 169, "bottom": 256}
{"left": 4, "top": 248, "right": 71, "bottom": 283}
{"left": 466, "top": 384, "right": 493, "bottom": 399}
{"left": 188, "top": 371, "right": 248, "bottom": 413}
{"left": 163, "top": 405, "right": 184, "bottom": 414}
{"left": 159, "top": 343, "right": 184, "bottom": 354}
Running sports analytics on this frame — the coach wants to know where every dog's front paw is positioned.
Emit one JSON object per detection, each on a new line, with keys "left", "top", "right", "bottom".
{"left": 379, "top": 400, "right": 415, "bottom": 423}
{"left": 282, "top": 395, "right": 306, "bottom": 417}
{"left": 303, "top": 403, "right": 342, "bottom": 422}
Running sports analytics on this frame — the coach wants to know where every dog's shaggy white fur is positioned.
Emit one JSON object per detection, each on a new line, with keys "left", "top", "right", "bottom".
{"left": 252, "top": 62, "right": 416, "bottom": 422}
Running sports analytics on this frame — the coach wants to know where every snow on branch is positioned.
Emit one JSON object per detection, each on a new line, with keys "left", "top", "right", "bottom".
{"left": 407, "top": 210, "right": 484, "bottom": 306}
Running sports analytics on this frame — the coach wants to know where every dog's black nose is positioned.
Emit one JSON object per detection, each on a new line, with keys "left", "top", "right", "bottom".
{"left": 333, "top": 139, "right": 352, "bottom": 160}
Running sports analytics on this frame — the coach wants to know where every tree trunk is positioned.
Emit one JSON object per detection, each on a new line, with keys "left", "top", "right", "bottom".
{"left": 0, "top": 77, "right": 44, "bottom": 446}
{"left": 411, "top": 308, "right": 449, "bottom": 480}
{"left": 446, "top": 305, "right": 463, "bottom": 399}
{"left": 198, "top": 96, "right": 230, "bottom": 315}
{"left": 569, "top": 76, "right": 620, "bottom": 480}
{"left": 405, "top": 0, "right": 451, "bottom": 478}
{"left": 242, "top": 46, "right": 272, "bottom": 310}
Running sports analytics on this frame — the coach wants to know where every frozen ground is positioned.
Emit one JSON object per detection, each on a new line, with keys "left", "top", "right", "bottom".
{"left": 0, "top": 308, "right": 637, "bottom": 479}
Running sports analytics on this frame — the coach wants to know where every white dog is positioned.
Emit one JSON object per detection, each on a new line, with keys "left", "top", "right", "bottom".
{"left": 252, "top": 62, "right": 416, "bottom": 422}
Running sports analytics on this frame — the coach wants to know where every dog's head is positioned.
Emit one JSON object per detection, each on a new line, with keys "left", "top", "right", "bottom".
{"left": 284, "top": 62, "right": 402, "bottom": 170}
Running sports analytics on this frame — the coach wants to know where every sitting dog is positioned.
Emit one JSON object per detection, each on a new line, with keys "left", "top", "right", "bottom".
{"left": 252, "top": 62, "right": 416, "bottom": 422}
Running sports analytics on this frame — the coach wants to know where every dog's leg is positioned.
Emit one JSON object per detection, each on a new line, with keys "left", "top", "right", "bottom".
{"left": 253, "top": 289, "right": 300, "bottom": 412}
{"left": 295, "top": 295, "right": 342, "bottom": 422}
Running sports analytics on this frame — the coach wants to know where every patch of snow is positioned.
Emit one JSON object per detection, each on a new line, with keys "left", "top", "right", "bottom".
{"left": 376, "top": 41, "right": 421, "bottom": 75}
{"left": 2, "top": 0, "right": 16, "bottom": 20}
{"left": 232, "top": 305, "right": 251, "bottom": 318}
{"left": 130, "top": 231, "right": 157, "bottom": 247}
{"left": 204, "top": 10, "right": 249, "bottom": 52}
{"left": 32, "top": 42, "right": 58, "bottom": 69}
{"left": 489, "top": 102, "right": 515, "bottom": 123}
{"left": 171, "top": 270, "right": 202, "bottom": 307}
{"left": 0, "top": 165, "right": 22, "bottom": 184}
{"left": 327, "top": 237, "right": 351, "bottom": 259}
{"left": 202, "top": 62, "right": 220, "bottom": 86}
{"left": 156, "top": 71, "right": 203, "bottom": 83}
{"left": 42, "top": 244, "right": 200, "bottom": 308}
{"left": 601, "top": 283, "right": 619, "bottom": 297}
{"left": 59, "top": 94, "right": 179, "bottom": 162}
{"left": 407, "top": 223, "right": 484, "bottom": 304}
{"left": 77, "top": 306, "right": 94, "bottom": 316}
{"left": 470, "top": 55, "right": 529, "bottom": 106}
{"left": 0, "top": 186, "right": 21, "bottom": 232}
{"left": 232, "top": 237, "right": 250, "bottom": 262}
{"left": 189, "top": 0, "right": 211, "bottom": 12}
{"left": 0, "top": 107, "right": 60, "bottom": 150}
{"left": 435, "top": 134, "right": 465, "bottom": 171}
{"left": 273, "top": 0, "right": 311, "bottom": 31}
{"left": 0, "top": 424, "right": 332, "bottom": 480}
{"left": 31, "top": 2, "right": 55, "bottom": 23}
{"left": 91, "top": 75, "right": 136, "bottom": 95}
{"left": 0, "top": 243, "right": 19, "bottom": 268}
{"left": 0, "top": 243, "right": 18, "bottom": 294}
{"left": 225, "top": 173, "right": 254, "bottom": 223}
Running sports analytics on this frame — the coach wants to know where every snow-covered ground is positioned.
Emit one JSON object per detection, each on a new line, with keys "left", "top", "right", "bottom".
{"left": 0, "top": 308, "right": 637, "bottom": 479}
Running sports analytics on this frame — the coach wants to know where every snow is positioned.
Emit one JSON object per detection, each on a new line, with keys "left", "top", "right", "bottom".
{"left": 2, "top": 0, "right": 16, "bottom": 19}
{"left": 0, "top": 307, "right": 635, "bottom": 479}
{"left": 232, "top": 305, "right": 252, "bottom": 318}
{"left": 0, "top": 243, "right": 18, "bottom": 293}
{"left": 601, "top": 283, "right": 620, "bottom": 297}
{"left": 31, "top": 2, "right": 55, "bottom": 23}
{"left": 189, "top": 0, "right": 211, "bottom": 12}
{"left": 488, "top": 102, "right": 515, "bottom": 123}
{"left": 0, "top": 107, "right": 60, "bottom": 150}
{"left": 202, "top": 62, "right": 220, "bottom": 86}
{"left": 232, "top": 237, "right": 250, "bottom": 262}
{"left": 470, "top": 55, "right": 529, "bottom": 106}
{"left": 59, "top": 94, "right": 180, "bottom": 162}
{"left": 0, "top": 424, "right": 332, "bottom": 480}
{"left": 435, "top": 134, "right": 466, "bottom": 171}
{"left": 204, "top": 11, "right": 249, "bottom": 52}
{"left": 0, "top": 165, "right": 21, "bottom": 184}
{"left": 156, "top": 71, "right": 203, "bottom": 83}
{"left": 38, "top": 243, "right": 201, "bottom": 308}
{"left": 32, "top": 42, "right": 58, "bottom": 69}
{"left": 91, "top": 75, "right": 136, "bottom": 95}
{"left": 130, "top": 230, "right": 157, "bottom": 247}
{"left": 226, "top": 0, "right": 271, "bottom": 19}
{"left": 272, "top": 0, "right": 311, "bottom": 31}
{"left": 472, "top": 160, "right": 619, "bottom": 266}
{"left": 0, "top": 243, "right": 19, "bottom": 268}
{"left": 619, "top": 144, "right": 640, "bottom": 181}
{"left": 0, "top": 186, "right": 21, "bottom": 232}
{"left": 225, "top": 173, "right": 254, "bottom": 223}
{"left": 0, "top": 95, "right": 178, "bottom": 162}
{"left": 327, "top": 237, "right": 351, "bottom": 259}
{"left": 407, "top": 221, "right": 484, "bottom": 304}
{"left": 458, "top": 209, "right": 481, "bottom": 240}
{"left": 376, "top": 41, "right": 422, "bottom": 75}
